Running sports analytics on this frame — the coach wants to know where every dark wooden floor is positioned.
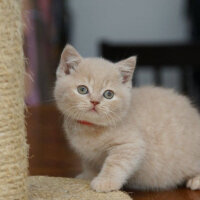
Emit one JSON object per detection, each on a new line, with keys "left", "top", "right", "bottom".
{"left": 27, "top": 104, "right": 200, "bottom": 200}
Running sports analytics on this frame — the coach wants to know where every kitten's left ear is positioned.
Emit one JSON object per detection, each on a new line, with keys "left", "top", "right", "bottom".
{"left": 117, "top": 56, "right": 137, "bottom": 84}
{"left": 57, "top": 44, "right": 82, "bottom": 77}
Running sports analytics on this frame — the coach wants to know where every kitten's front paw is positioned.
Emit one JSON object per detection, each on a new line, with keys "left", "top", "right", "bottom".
{"left": 91, "top": 176, "right": 122, "bottom": 192}
{"left": 187, "top": 175, "right": 200, "bottom": 190}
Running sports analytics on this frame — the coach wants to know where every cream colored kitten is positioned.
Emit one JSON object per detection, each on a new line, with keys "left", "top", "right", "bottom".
{"left": 54, "top": 44, "right": 200, "bottom": 192}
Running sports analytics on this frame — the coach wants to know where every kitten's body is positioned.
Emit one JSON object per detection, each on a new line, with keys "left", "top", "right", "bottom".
{"left": 54, "top": 45, "right": 200, "bottom": 192}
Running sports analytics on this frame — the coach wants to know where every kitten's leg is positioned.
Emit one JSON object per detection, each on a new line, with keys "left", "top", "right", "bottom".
{"left": 76, "top": 160, "right": 96, "bottom": 180}
{"left": 186, "top": 175, "right": 200, "bottom": 190}
{"left": 91, "top": 142, "right": 145, "bottom": 192}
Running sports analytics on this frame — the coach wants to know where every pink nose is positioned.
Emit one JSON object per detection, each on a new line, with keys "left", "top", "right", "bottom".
{"left": 90, "top": 101, "right": 100, "bottom": 106}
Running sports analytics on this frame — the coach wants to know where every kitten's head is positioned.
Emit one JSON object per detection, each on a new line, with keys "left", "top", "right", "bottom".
{"left": 54, "top": 44, "right": 136, "bottom": 126}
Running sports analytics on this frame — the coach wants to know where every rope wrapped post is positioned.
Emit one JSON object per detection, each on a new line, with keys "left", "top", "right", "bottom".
{"left": 0, "top": 0, "right": 28, "bottom": 199}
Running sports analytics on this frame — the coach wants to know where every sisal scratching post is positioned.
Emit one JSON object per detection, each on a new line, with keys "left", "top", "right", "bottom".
{"left": 0, "top": 0, "right": 28, "bottom": 199}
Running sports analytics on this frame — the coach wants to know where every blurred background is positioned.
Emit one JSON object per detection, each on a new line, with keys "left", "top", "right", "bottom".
{"left": 23, "top": 0, "right": 200, "bottom": 107}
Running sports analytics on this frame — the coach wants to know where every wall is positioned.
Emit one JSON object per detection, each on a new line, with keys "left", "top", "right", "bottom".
{"left": 68, "top": 0, "right": 189, "bottom": 57}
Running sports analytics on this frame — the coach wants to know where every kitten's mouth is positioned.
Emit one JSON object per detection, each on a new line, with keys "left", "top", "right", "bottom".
{"left": 90, "top": 107, "right": 97, "bottom": 112}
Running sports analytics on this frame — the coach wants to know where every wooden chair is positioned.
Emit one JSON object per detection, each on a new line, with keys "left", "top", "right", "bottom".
{"left": 100, "top": 41, "right": 200, "bottom": 94}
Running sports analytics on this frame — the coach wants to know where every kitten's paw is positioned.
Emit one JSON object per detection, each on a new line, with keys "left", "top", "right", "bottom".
{"left": 187, "top": 176, "right": 200, "bottom": 190}
{"left": 91, "top": 176, "right": 122, "bottom": 192}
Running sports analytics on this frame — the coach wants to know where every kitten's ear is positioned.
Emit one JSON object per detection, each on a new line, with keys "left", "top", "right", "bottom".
{"left": 116, "top": 56, "right": 137, "bottom": 84}
{"left": 57, "top": 44, "right": 82, "bottom": 77}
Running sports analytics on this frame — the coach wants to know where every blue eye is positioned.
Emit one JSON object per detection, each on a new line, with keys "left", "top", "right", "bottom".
{"left": 77, "top": 85, "right": 88, "bottom": 94}
{"left": 103, "top": 90, "right": 114, "bottom": 99}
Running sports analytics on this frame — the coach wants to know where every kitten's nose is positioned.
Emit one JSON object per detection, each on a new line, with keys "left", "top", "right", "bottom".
{"left": 90, "top": 101, "right": 100, "bottom": 106}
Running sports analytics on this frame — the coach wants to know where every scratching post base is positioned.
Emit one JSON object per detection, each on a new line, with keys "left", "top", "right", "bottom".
{"left": 28, "top": 176, "right": 131, "bottom": 200}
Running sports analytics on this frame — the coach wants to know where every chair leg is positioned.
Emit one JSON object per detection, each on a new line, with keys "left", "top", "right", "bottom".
{"left": 154, "top": 66, "right": 162, "bottom": 86}
{"left": 182, "top": 66, "right": 188, "bottom": 95}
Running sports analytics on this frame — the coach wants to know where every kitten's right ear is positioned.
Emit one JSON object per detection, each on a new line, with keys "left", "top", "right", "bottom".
{"left": 117, "top": 56, "right": 137, "bottom": 84}
{"left": 57, "top": 44, "right": 82, "bottom": 77}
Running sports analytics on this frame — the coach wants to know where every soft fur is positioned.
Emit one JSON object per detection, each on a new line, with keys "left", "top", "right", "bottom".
{"left": 54, "top": 44, "right": 200, "bottom": 192}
